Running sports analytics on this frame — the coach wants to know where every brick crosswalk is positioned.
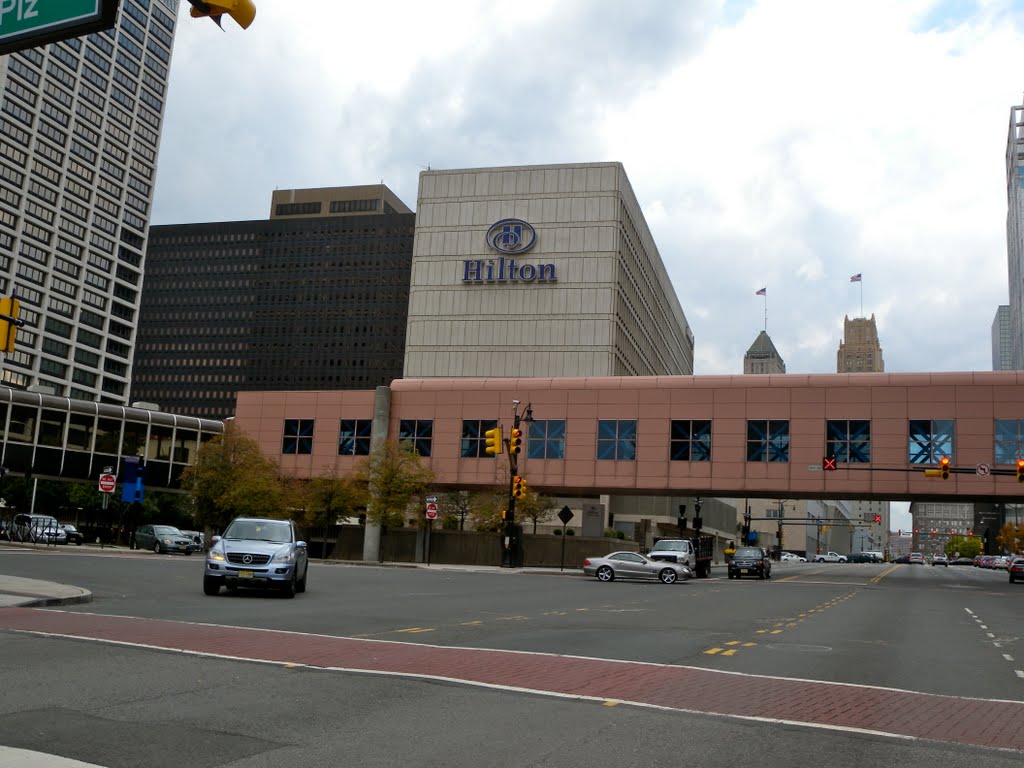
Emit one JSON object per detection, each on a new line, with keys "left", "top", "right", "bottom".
{"left": 2, "top": 607, "right": 1022, "bottom": 752}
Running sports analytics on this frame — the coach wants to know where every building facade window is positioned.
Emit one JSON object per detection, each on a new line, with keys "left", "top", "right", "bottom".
{"left": 597, "top": 419, "right": 636, "bottom": 461}
{"left": 908, "top": 419, "right": 954, "bottom": 464}
{"left": 994, "top": 419, "right": 1024, "bottom": 464}
{"left": 527, "top": 419, "right": 565, "bottom": 459}
{"left": 825, "top": 419, "right": 871, "bottom": 464}
{"left": 747, "top": 420, "right": 790, "bottom": 462}
{"left": 398, "top": 419, "right": 432, "bottom": 457}
{"left": 282, "top": 419, "right": 314, "bottom": 455}
{"left": 338, "top": 419, "right": 372, "bottom": 456}
{"left": 461, "top": 419, "right": 498, "bottom": 458}
{"left": 669, "top": 419, "right": 712, "bottom": 461}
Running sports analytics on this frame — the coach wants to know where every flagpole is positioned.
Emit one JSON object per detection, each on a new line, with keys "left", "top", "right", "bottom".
{"left": 860, "top": 278, "right": 863, "bottom": 318}
{"left": 763, "top": 293, "right": 767, "bottom": 332}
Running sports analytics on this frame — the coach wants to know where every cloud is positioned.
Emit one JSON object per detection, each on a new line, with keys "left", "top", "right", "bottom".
{"left": 152, "top": 0, "right": 1024, "bottom": 377}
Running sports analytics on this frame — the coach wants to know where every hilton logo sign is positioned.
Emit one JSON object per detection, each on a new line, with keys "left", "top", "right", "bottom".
{"left": 462, "top": 218, "right": 556, "bottom": 284}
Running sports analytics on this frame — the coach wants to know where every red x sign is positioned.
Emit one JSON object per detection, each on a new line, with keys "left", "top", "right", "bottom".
{"left": 823, "top": 456, "right": 837, "bottom": 471}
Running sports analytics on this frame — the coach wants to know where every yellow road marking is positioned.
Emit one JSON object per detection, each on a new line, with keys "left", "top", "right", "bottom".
{"left": 284, "top": 663, "right": 300, "bottom": 669}
{"left": 755, "top": 629, "right": 767, "bottom": 634}
{"left": 704, "top": 648, "right": 723, "bottom": 655}
{"left": 721, "top": 649, "right": 738, "bottom": 656}
{"left": 770, "top": 629, "right": 783, "bottom": 634}
{"left": 742, "top": 642, "right": 757, "bottom": 647}
{"left": 396, "top": 627, "right": 435, "bottom": 633}
{"left": 725, "top": 640, "right": 741, "bottom": 646}
{"left": 871, "top": 564, "right": 901, "bottom": 583}
{"left": 603, "top": 701, "right": 619, "bottom": 707}
{"left": 461, "top": 621, "right": 482, "bottom": 626}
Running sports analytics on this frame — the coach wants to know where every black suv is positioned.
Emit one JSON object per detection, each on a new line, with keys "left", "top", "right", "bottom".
{"left": 729, "top": 546, "right": 772, "bottom": 580}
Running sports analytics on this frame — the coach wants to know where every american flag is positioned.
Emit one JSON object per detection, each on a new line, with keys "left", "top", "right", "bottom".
{"left": 755, "top": 287, "right": 766, "bottom": 296}
{"left": 850, "top": 273, "right": 862, "bottom": 283}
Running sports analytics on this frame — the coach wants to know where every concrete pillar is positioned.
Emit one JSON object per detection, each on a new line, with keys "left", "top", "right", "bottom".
{"left": 361, "top": 385, "right": 391, "bottom": 562}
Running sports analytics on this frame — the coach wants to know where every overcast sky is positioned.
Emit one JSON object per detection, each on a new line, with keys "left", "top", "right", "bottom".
{"left": 152, "top": 0, "right": 1024, "bottom": 531}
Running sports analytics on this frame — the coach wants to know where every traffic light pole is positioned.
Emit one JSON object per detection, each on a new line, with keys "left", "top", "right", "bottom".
{"left": 501, "top": 400, "right": 533, "bottom": 568}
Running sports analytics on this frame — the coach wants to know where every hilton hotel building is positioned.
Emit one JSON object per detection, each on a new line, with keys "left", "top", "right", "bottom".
{"left": 404, "top": 163, "right": 695, "bottom": 379}
{"left": 402, "top": 162, "right": 708, "bottom": 535}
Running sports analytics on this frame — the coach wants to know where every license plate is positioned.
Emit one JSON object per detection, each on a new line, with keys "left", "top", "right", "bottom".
{"left": 238, "top": 570, "right": 254, "bottom": 579}
{"left": 741, "top": 568, "right": 749, "bottom": 573}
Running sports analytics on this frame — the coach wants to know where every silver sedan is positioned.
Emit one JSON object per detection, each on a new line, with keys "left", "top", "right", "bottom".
{"left": 582, "top": 551, "right": 693, "bottom": 584}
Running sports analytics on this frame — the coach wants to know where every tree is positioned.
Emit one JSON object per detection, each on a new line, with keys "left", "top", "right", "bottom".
{"left": 515, "top": 490, "right": 557, "bottom": 533}
{"left": 180, "top": 421, "right": 286, "bottom": 530}
{"left": 467, "top": 490, "right": 506, "bottom": 532}
{"left": 301, "top": 470, "right": 365, "bottom": 532}
{"left": 944, "top": 535, "right": 982, "bottom": 559}
{"left": 439, "top": 490, "right": 472, "bottom": 530}
{"left": 996, "top": 522, "right": 1024, "bottom": 554}
{"left": 355, "top": 440, "right": 434, "bottom": 528}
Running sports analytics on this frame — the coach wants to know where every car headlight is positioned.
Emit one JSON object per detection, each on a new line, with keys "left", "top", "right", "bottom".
{"left": 272, "top": 547, "right": 295, "bottom": 563}
{"left": 207, "top": 548, "right": 226, "bottom": 562}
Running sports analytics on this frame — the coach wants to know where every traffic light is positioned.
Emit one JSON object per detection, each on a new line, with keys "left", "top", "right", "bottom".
{"left": 968, "top": 531, "right": 973, "bottom": 537}
{"left": 188, "top": 0, "right": 256, "bottom": 29}
{"left": 484, "top": 427, "right": 503, "bottom": 455}
{"left": 823, "top": 455, "right": 837, "bottom": 471}
{"left": 501, "top": 509, "right": 508, "bottom": 521}
{"left": 508, "top": 428, "right": 522, "bottom": 455}
{"left": 512, "top": 476, "right": 526, "bottom": 498}
{"left": 0, "top": 296, "right": 20, "bottom": 354}
{"left": 940, "top": 456, "right": 950, "bottom": 479}
{"left": 1017, "top": 458, "right": 1024, "bottom": 483}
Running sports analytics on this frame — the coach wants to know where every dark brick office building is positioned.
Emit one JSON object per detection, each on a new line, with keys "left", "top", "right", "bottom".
{"left": 130, "top": 185, "right": 415, "bottom": 419}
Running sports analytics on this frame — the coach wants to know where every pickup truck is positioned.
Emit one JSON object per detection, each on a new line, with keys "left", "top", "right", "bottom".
{"left": 648, "top": 536, "right": 715, "bottom": 578}
{"left": 813, "top": 551, "right": 848, "bottom": 563}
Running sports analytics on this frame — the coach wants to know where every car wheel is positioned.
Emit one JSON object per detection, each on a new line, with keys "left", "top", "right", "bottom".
{"left": 296, "top": 566, "right": 307, "bottom": 593}
{"left": 1010, "top": 574, "right": 1016, "bottom": 583}
{"left": 281, "top": 574, "right": 296, "bottom": 598}
{"left": 203, "top": 576, "right": 222, "bottom": 596}
{"left": 75, "top": 541, "right": 82, "bottom": 546}
{"left": 758, "top": 569, "right": 765, "bottom": 580}
{"left": 596, "top": 565, "right": 614, "bottom": 582}
{"left": 185, "top": 550, "right": 192, "bottom": 556}
{"left": 152, "top": 542, "right": 161, "bottom": 554}
{"left": 766, "top": 569, "right": 772, "bottom": 579}
{"left": 658, "top": 568, "right": 678, "bottom": 584}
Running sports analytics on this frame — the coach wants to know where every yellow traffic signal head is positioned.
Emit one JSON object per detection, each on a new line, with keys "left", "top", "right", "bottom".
{"left": 1017, "top": 458, "right": 1024, "bottom": 482}
{"left": 484, "top": 427, "right": 503, "bottom": 455}
{"left": 512, "top": 475, "right": 525, "bottom": 498}
{"left": 939, "top": 456, "right": 950, "bottom": 479}
{"left": 508, "top": 428, "right": 522, "bottom": 455}
{"left": 0, "top": 297, "right": 20, "bottom": 355}
{"left": 189, "top": 0, "right": 256, "bottom": 29}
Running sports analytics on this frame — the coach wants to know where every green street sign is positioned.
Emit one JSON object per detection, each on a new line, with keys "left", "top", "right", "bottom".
{"left": 0, "top": 0, "right": 120, "bottom": 56}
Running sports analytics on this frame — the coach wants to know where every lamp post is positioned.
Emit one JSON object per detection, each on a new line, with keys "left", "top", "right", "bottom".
{"left": 502, "top": 400, "right": 533, "bottom": 568}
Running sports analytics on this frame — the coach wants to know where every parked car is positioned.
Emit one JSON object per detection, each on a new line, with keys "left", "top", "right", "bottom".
{"left": 991, "top": 555, "right": 1011, "bottom": 570}
{"left": 894, "top": 555, "right": 910, "bottom": 564}
{"left": 583, "top": 551, "right": 692, "bottom": 584}
{"left": 12, "top": 514, "right": 65, "bottom": 544}
{"left": 1009, "top": 557, "right": 1024, "bottom": 583}
{"left": 780, "top": 552, "right": 806, "bottom": 562}
{"left": 60, "top": 524, "right": 84, "bottom": 545}
{"left": 950, "top": 557, "right": 975, "bottom": 565}
{"left": 204, "top": 517, "right": 309, "bottom": 597}
{"left": 932, "top": 554, "right": 948, "bottom": 567}
{"left": 813, "top": 551, "right": 848, "bottom": 563}
{"left": 908, "top": 552, "right": 925, "bottom": 564}
{"left": 179, "top": 530, "right": 204, "bottom": 553}
{"left": 133, "top": 525, "right": 192, "bottom": 555}
{"left": 849, "top": 552, "right": 878, "bottom": 563}
{"left": 728, "top": 546, "right": 772, "bottom": 580}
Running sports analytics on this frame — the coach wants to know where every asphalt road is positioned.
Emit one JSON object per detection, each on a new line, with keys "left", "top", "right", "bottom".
{"left": 0, "top": 548, "right": 1022, "bottom": 767}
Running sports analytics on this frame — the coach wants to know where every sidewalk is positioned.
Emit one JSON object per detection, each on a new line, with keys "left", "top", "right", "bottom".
{"left": 0, "top": 575, "right": 92, "bottom": 607}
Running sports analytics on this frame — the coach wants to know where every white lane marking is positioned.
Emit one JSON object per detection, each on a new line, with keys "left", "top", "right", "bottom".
{"left": 980, "top": 625, "right": 988, "bottom": 629}
{"left": 987, "top": 633, "right": 995, "bottom": 638}
{"left": 0, "top": 745, "right": 106, "bottom": 766}
{"left": 1003, "top": 654, "right": 1014, "bottom": 662}
{"left": 994, "top": 642, "right": 1003, "bottom": 649}
{"left": 1016, "top": 670, "right": 1024, "bottom": 679}
{"left": 965, "top": 608, "right": 975, "bottom": 615}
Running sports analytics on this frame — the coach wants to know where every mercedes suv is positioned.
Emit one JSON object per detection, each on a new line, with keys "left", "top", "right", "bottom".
{"left": 203, "top": 517, "right": 308, "bottom": 598}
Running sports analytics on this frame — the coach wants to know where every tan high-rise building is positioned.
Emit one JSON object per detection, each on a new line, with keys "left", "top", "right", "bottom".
{"left": 743, "top": 330, "right": 786, "bottom": 374}
{"left": 837, "top": 315, "right": 885, "bottom": 373}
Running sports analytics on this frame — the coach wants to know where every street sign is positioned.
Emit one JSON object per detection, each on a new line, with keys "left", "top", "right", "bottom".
{"left": 425, "top": 495, "right": 437, "bottom": 503}
{"left": 425, "top": 501, "right": 438, "bottom": 520}
{"left": 557, "top": 505, "right": 574, "bottom": 525}
{"left": 0, "top": 0, "right": 119, "bottom": 56}
{"left": 976, "top": 463, "right": 991, "bottom": 477}
{"left": 98, "top": 473, "right": 116, "bottom": 493}
{"left": 808, "top": 464, "right": 822, "bottom": 472}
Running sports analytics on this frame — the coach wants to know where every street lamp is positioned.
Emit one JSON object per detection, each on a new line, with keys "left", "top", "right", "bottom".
{"left": 502, "top": 400, "right": 534, "bottom": 568}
